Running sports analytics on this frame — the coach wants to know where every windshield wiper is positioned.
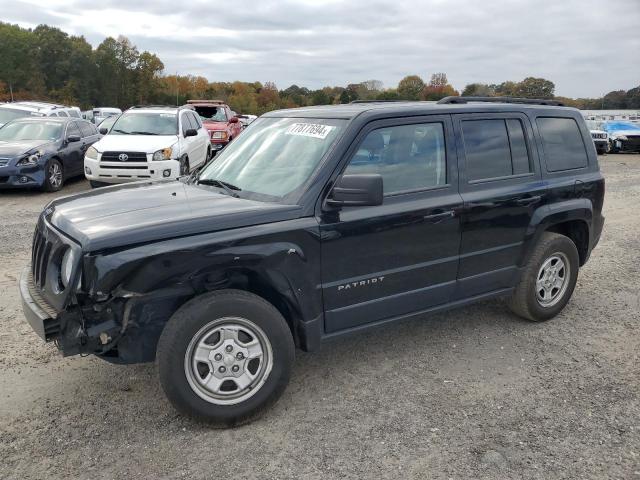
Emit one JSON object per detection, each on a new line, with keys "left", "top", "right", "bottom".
{"left": 197, "top": 178, "right": 241, "bottom": 198}
{"left": 131, "top": 131, "right": 159, "bottom": 136}
{"left": 112, "top": 129, "right": 130, "bottom": 134}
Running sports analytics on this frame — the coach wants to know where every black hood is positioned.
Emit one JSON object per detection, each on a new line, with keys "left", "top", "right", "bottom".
{"left": 0, "top": 139, "right": 55, "bottom": 157}
{"left": 45, "top": 180, "right": 303, "bottom": 251}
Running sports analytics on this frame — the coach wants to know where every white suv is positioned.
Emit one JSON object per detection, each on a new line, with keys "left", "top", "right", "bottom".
{"left": 0, "top": 101, "right": 81, "bottom": 127}
{"left": 84, "top": 106, "right": 210, "bottom": 187}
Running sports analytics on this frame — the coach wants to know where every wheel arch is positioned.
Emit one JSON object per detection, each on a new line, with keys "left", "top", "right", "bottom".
{"left": 524, "top": 199, "right": 593, "bottom": 267}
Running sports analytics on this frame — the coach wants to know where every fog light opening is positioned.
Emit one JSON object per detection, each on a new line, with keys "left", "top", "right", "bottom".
{"left": 19, "top": 176, "right": 29, "bottom": 184}
{"left": 163, "top": 169, "right": 171, "bottom": 178}
{"left": 85, "top": 166, "right": 91, "bottom": 175}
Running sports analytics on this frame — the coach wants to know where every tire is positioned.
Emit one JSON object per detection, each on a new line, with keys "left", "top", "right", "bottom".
{"left": 157, "top": 289, "right": 295, "bottom": 426}
{"left": 179, "top": 156, "right": 190, "bottom": 176}
{"left": 89, "top": 180, "right": 107, "bottom": 188}
{"left": 508, "top": 232, "right": 579, "bottom": 322}
{"left": 43, "top": 158, "right": 64, "bottom": 192}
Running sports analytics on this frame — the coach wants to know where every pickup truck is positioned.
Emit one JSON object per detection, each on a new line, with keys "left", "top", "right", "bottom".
{"left": 20, "top": 97, "right": 604, "bottom": 426}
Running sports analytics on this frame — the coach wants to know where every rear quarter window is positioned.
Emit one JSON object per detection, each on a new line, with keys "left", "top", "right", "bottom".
{"left": 536, "top": 117, "right": 588, "bottom": 172}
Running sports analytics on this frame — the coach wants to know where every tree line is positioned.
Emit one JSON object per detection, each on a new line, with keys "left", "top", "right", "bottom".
{"left": 1, "top": 22, "right": 638, "bottom": 115}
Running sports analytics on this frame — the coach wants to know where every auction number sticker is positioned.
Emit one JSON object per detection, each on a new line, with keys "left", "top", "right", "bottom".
{"left": 285, "top": 123, "right": 335, "bottom": 139}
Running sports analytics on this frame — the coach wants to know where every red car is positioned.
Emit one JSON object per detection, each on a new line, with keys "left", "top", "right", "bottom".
{"left": 186, "top": 100, "right": 243, "bottom": 154}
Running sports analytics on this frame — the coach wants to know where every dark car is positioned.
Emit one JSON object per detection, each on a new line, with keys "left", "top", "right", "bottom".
{"left": 0, "top": 117, "right": 101, "bottom": 191}
{"left": 20, "top": 97, "right": 604, "bottom": 425}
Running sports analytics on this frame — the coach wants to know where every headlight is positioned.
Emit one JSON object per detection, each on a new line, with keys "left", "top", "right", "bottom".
{"left": 85, "top": 146, "right": 99, "bottom": 160}
{"left": 152, "top": 147, "right": 173, "bottom": 161}
{"left": 60, "top": 248, "right": 75, "bottom": 288}
{"left": 211, "top": 131, "right": 227, "bottom": 140}
{"left": 16, "top": 153, "right": 41, "bottom": 166}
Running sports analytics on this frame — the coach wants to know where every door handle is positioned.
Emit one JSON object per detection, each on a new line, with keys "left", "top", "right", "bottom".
{"left": 424, "top": 210, "right": 455, "bottom": 223}
{"left": 516, "top": 195, "right": 541, "bottom": 206}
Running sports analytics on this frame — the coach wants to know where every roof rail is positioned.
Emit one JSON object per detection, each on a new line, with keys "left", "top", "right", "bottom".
{"left": 186, "top": 99, "right": 226, "bottom": 105}
{"left": 437, "top": 96, "right": 565, "bottom": 107}
{"left": 129, "top": 105, "right": 177, "bottom": 109}
{"left": 350, "top": 100, "right": 408, "bottom": 104}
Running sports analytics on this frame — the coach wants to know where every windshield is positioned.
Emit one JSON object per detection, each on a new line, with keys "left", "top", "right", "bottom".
{"left": 110, "top": 112, "right": 177, "bottom": 135}
{"left": 603, "top": 121, "right": 640, "bottom": 132}
{"left": 198, "top": 117, "right": 346, "bottom": 202}
{"left": 0, "top": 121, "right": 62, "bottom": 141}
{"left": 194, "top": 106, "right": 227, "bottom": 122}
{"left": 0, "top": 108, "right": 41, "bottom": 125}
{"left": 585, "top": 120, "right": 605, "bottom": 130}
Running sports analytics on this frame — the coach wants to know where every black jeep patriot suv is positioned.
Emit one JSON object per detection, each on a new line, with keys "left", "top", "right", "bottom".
{"left": 21, "top": 97, "right": 605, "bottom": 425}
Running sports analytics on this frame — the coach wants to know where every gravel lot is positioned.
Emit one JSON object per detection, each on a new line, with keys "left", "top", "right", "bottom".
{"left": 1, "top": 155, "right": 638, "bottom": 480}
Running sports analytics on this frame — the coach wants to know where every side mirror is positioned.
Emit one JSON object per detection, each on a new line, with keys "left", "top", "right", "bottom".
{"left": 326, "top": 174, "right": 383, "bottom": 208}
{"left": 229, "top": 117, "right": 239, "bottom": 124}
{"left": 185, "top": 128, "right": 198, "bottom": 137}
{"left": 67, "top": 134, "right": 81, "bottom": 143}
{"left": 99, "top": 127, "right": 108, "bottom": 135}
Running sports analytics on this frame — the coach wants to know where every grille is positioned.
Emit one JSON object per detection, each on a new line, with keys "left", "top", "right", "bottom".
{"left": 0, "top": 158, "right": 9, "bottom": 167}
{"left": 101, "top": 151, "right": 148, "bottom": 162}
{"left": 99, "top": 165, "right": 148, "bottom": 170}
{"left": 31, "top": 226, "right": 52, "bottom": 288}
{"left": 591, "top": 133, "right": 607, "bottom": 140}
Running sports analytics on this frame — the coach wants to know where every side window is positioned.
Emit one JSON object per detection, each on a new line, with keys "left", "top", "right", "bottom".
{"left": 66, "top": 122, "right": 81, "bottom": 138}
{"left": 189, "top": 112, "right": 202, "bottom": 129}
{"left": 344, "top": 122, "right": 447, "bottom": 195}
{"left": 68, "top": 110, "right": 80, "bottom": 118}
{"left": 57, "top": 110, "right": 69, "bottom": 117}
{"left": 536, "top": 117, "right": 588, "bottom": 172}
{"left": 78, "top": 121, "right": 95, "bottom": 138}
{"left": 181, "top": 113, "right": 194, "bottom": 135}
{"left": 461, "top": 118, "right": 532, "bottom": 181}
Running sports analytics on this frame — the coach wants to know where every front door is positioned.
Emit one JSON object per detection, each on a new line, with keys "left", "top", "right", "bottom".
{"left": 319, "top": 115, "right": 463, "bottom": 334}
{"left": 452, "top": 113, "right": 546, "bottom": 299}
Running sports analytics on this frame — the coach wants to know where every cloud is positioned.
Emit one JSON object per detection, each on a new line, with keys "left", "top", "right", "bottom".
{"left": 2, "top": 0, "right": 639, "bottom": 97}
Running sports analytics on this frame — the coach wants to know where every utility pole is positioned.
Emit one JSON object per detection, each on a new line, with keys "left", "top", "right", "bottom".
{"left": 176, "top": 71, "right": 179, "bottom": 106}
{"left": 9, "top": 82, "right": 13, "bottom": 102}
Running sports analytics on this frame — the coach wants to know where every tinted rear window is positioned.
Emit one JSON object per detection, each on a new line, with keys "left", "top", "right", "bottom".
{"left": 536, "top": 117, "right": 588, "bottom": 171}
{"left": 462, "top": 120, "right": 513, "bottom": 180}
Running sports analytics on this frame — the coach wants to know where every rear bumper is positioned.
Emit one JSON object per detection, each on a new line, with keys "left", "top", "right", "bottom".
{"left": 19, "top": 265, "right": 59, "bottom": 341}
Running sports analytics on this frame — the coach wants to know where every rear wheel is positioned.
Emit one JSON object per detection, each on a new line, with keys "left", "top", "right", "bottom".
{"left": 43, "top": 158, "right": 63, "bottom": 192}
{"left": 157, "top": 290, "right": 294, "bottom": 426}
{"left": 508, "top": 232, "right": 579, "bottom": 322}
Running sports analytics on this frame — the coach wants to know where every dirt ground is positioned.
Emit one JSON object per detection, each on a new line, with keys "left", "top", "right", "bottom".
{"left": 0, "top": 155, "right": 638, "bottom": 480}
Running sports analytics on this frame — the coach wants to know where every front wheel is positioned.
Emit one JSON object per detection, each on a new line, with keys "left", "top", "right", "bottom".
{"left": 508, "top": 232, "right": 579, "bottom": 322}
{"left": 43, "top": 158, "right": 64, "bottom": 192}
{"left": 156, "top": 290, "right": 295, "bottom": 426}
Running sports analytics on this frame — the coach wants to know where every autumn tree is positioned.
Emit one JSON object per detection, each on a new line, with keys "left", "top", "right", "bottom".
{"left": 397, "top": 75, "right": 425, "bottom": 100}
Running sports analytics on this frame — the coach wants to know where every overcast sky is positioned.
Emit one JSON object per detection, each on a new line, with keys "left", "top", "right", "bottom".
{"left": 2, "top": 0, "right": 639, "bottom": 97}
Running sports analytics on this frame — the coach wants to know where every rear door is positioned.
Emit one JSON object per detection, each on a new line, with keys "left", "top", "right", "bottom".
{"left": 452, "top": 113, "right": 545, "bottom": 299}
{"left": 319, "top": 115, "right": 463, "bottom": 333}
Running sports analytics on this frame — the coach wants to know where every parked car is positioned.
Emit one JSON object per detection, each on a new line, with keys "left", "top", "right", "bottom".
{"left": 0, "top": 117, "right": 100, "bottom": 191}
{"left": 186, "top": 100, "right": 243, "bottom": 154}
{"left": 585, "top": 120, "right": 609, "bottom": 154}
{"left": 20, "top": 97, "right": 604, "bottom": 425}
{"left": 237, "top": 114, "right": 257, "bottom": 128}
{"left": 84, "top": 106, "right": 210, "bottom": 187}
{"left": 601, "top": 120, "right": 640, "bottom": 153}
{"left": 0, "top": 102, "right": 81, "bottom": 128}
{"left": 92, "top": 107, "right": 122, "bottom": 125}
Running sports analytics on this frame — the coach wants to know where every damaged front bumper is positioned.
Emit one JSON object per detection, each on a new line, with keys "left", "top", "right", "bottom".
{"left": 19, "top": 264, "right": 121, "bottom": 357}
